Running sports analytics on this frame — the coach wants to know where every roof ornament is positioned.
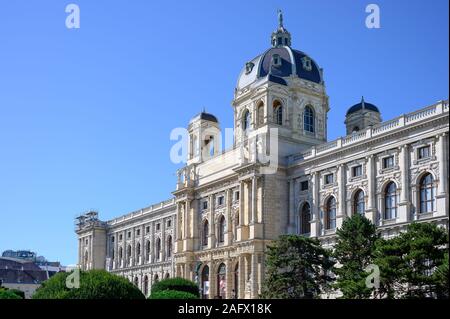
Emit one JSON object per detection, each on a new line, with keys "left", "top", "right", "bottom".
{"left": 278, "top": 9, "right": 284, "bottom": 29}
{"left": 361, "top": 96, "right": 365, "bottom": 109}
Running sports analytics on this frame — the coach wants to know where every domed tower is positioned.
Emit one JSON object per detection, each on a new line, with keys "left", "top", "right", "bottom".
{"left": 345, "top": 97, "right": 382, "bottom": 134}
{"left": 233, "top": 10, "right": 329, "bottom": 159}
{"left": 187, "top": 111, "right": 221, "bottom": 165}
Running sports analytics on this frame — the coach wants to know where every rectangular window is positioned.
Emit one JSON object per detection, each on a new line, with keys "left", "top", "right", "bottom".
{"left": 324, "top": 174, "right": 334, "bottom": 185}
{"left": 156, "top": 223, "right": 160, "bottom": 231}
{"left": 300, "top": 181, "right": 309, "bottom": 191}
{"left": 119, "top": 234, "right": 123, "bottom": 241}
{"left": 352, "top": 165, "right": 362, "bottom": 177}
{"left": 167, "top": 220, "right": 171, "bottom": 227}
{"left": 146, "top": 226, "right": 150, "bottom": 234}
{"left": 202, "top": 201, "right": 208, "bottom": 210}
{"left": 235, "top": 191, "right": 240, "bottom": 201}
{"left": 383, "top": 156, "right": 394, "bottom": 169}
{"left": 136, "top": 229, "right": 140, "bottom": 236}
{"left": 127, "top": 232, "right": 131, "bottom": 239}
{"left": 218, "top": 196, "right": 224, "bottom": 206}
{"left": 418, "top": 146, "right": 431, "bottom": 159}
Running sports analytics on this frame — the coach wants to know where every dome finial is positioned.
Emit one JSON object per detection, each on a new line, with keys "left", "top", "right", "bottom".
{"left": 361, "top": 96, "right": 365, "bottom": 109}
{"left": 271, "top": 9, "right": 291, "bottom": 47}
{"left": 278, "top": 9, "right": 284, "bottom": 28}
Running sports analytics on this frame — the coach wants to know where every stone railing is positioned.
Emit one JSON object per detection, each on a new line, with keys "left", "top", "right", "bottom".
{"left": 108, "top": 198, "right": 176, "bottom": 226}
{"left": 289, "top": 100, "right": 448, "bottom": 164}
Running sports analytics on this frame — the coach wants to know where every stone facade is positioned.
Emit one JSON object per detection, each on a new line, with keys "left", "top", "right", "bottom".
{"left": 75, "top": 14, "right": 449, "bottom": 299}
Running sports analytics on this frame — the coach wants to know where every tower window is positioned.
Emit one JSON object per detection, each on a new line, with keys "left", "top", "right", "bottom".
{"left": 324, "top": 174, "right": 334, "bottom": 185}
{"left": 272, "top": 54, "right": 281, "bottom": 67}
{"left": 304, "top": 106, "right": 315, "bottom": 133}
{"left": 418, "top": 146, "right": 431, "bottom": 159}
{"left": 245, "top": 62, "right": 254, "bottom": 74}
{"left": 352, "top": 165, "right": 362, "bottom": 177}
{"left": 277, "top": 37, "right": 282, "bottom": 46}
{"left": 383, "top": 156, "right": 394, "bottom": 169}
{"left": 301, "top": 56, "right": 312, "bottom": 71}
{"left": 273, "top": 101, "right": 283, "bottom": 125}
{"left": 217, "top": 196, "right": 224, "bottom": 206}
{"left": 243, "top": 110, "right": 251, "bottom": 133}
{"left": 300, "top": 181, "right": 309, "bottom": 191}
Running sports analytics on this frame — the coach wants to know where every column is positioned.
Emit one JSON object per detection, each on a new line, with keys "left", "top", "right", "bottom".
{"left": 209, "top": 262, "right": 215, "bottom": 299}
{"left": 161, "top": 219, "right": 166, "bottom": 261}
{"left": 251, "top": 177, "right": 257, "bottom": 223}
{"left": 438, "top": 133, "right": 448, "bottom": 195}
{"left": 225, "top": 258, "right": 233, "bottom": 299}
{"left": 337, "top": 164, "right": 346, "bottom": 227}
{"left": 209, "top": 194, "right": 215, "bottom": 248}
{"left": 398, "top": 145, "right": 409, "bottom": 222}
{"left": 288, "top": 178, "right": 295, "bottom": 233}
{"left": 310, "top": 172, "right": 320, "bottom": 237}
{"left": 226, "top": 189, "right": 232, "bottom": 245}
{"left": 250, "top": 254, "right": 258, "bottom": 299}
{"left": 436, "top": 133, "right": 448, "bottom": 214}
{"left": 238, "top": 255, "right": 245, "bottom": 299}
{"left": 114, "top": 231, "right": 119, "bottom": 269}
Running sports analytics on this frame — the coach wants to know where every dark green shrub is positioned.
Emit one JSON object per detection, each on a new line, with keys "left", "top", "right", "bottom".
{"left": 32, "top": 269, "right": 145, "bottom": 299}
{"left": 150, "top": 277, "right": 199, "bottom": 297}
{"left": 0, "top": 289, "right": 22, "bottom": 299}
{"left": 7, "top": 289, "right": 25, "bottom": 299}
{"left": 149, "top": 290, "right": 199, "bottom": 299}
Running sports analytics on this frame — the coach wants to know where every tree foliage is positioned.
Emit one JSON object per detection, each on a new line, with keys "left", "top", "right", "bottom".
{"left": 261, "top": 235, "right": 334, "bottom": 299}
{"left": 150, "top": 277, "right": 200, "bottom": 297}
{"left": 149, "top": 290, "right": 199, "bottom": 299}
{"left": 333, "top": 213, "right": 379, "bottom": 298}
{"left": 32, "top": 269, "right": 145, "bottom": 299}
{"left": 374, "top": 222, "right": 448, "bottom": 298}
{"left": 0, "top": 288, "right": 22, "bottom": 299}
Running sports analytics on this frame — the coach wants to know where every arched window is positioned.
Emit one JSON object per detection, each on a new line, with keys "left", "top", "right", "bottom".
{"left": 304, "top": 106, "right": 315, "bottom": 133}
{"left": 257, "top": 103, "right": 265, "bottom": 125}
{"left": 217, "top": 263, "right": 226, "bottom": 299}
{"left": 218, "top": 216, "right": 226, "bottom": 243}
{"left": 154, "top": 274, "right": 159, "bottom": 283}
{"left": 325, "top": 197, "right": 336, "bottom": 230}
{"left": 420, "top": 173, "right": 435, "bottom": 213}
{"left": 273, "top": 101, "right": 283, "bottom": 125}
{"left": 352, "top": 126, "right": 360, "bottom": 133}
{"left": 134, "top": 277, "right": 139, "bottom": 287}
{"left": 127, "top": 245, "right": 132, "bottom": 261}
{"left": 165, "top": 273, "right": 170, "bottom": 279}
{"left": 143, "top": 276, "right": 149, "bottom": 296}
{"left": 118, "top": 247, "right": 123, "bottom": 260}
{"left": 202, "top": 220, "right": 209, "bottom": 246}
{"left": 354, "top": 190, "right": 365, "bottom": 215}
{"left": 300, "top": 203, "right": 311, "bottom": 234}
{"left": 155, "top": 238, "right": 161, "bottom": 261}
{"left": 136, "top": 242, "right": 141, "bottom": 257}
{"left": 84, "top": 251, "right": 88, "bottom": 266}
{"left": 243, "top": 110, "right": 250, "bottom": 132}
{"left": 146, "top": 241, "right": 151, "bottom": 261}
{"left": 384, "top": 182, "right": 397, "bottom": 220}
{"left": 166, "top": 235, "right": 172, "bottom": 258}
{"left": 201, "top": 266, "right": 209, "bottom": 299}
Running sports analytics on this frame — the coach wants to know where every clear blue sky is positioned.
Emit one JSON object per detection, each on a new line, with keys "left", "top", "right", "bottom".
{"left": 0, "top": 0, "right": 448, "bottom": 265}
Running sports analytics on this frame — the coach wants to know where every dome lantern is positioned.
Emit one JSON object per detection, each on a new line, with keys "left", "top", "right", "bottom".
{"left": 271, "top": 10, "right": 291, "bottom": 47}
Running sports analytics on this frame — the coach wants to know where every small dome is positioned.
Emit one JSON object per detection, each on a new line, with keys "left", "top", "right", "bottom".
{"left": 190, "top": 111, "right": 218, "bottom": 124}
{"left": 346, "top": 97, "right": 380, "bottom": 116}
